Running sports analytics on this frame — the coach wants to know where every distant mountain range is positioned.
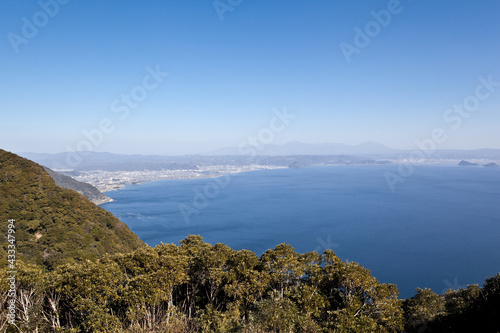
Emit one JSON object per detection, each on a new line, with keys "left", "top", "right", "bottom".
{"left": 19, "top": 151, "right": 200, "bottom": 171}
{"left": 18, "top": 141, "right": 500, "bottom": 172}
{"left": 19, "top": 151, "right": 388, "bottom": 171}
{"left": 213, "top": 141, "right": 500, "bottom": 159}
{"left": 213, "top": 141, "right": 399, "bottom": 156}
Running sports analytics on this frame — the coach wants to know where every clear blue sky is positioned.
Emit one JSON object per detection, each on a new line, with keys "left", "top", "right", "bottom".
{"left": 1, "top": 0, "right": 499, "bottom": 154}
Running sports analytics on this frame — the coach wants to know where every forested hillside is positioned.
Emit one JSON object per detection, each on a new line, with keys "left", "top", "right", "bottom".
{"left": 43, "top": 167, "right": 112, "bottom": 205}
{"left": 0, "top": 235, "right": 499, "bottom": 332}
{"left": 0, "top": 149, "right": 144, "bottom": 269}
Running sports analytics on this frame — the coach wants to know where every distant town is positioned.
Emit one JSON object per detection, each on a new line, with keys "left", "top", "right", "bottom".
{"left": 72, "top": 165, "right": 287, "bottom": 192}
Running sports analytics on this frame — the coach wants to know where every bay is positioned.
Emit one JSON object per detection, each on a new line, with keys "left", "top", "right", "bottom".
{"left": 102, "top": 165, "right": 500, "bottom": 298}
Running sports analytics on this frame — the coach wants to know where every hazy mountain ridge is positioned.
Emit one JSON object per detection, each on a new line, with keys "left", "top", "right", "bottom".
{"left": 20, "top": 142, "right": 500, "bottom": 172}
{"left": 216, "top": 141, "right": 500, "bottom": 159}
{"left": 20, "top": 151, "right": 199, "bottom": 172}
{"left": 213, "top": 141, "right": 399, "bottom": 156}
{"left": 21, "top": 151, "right": 390, "bottom": 172}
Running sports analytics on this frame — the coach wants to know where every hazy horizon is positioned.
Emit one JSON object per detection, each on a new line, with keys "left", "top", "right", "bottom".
{"left": 2, "top": 1, "right": 500, "bottom": 155}
{"left": 13, "top": 139, "right": 500, "bottom": 158}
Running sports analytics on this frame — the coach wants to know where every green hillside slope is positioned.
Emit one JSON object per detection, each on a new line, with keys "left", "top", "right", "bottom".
{"left": 0, "top": 149, "right": 144, "bottom": 269}
{"left": 43, "top": 166, "right": 112, "bottom": 205}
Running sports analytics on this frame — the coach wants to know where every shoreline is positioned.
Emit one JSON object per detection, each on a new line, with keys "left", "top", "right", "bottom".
{"left": 76, "top": 165, "right": 288, "bottom": 193}
{"left": 78, "top": 160, "right": 500, "bottom": 196}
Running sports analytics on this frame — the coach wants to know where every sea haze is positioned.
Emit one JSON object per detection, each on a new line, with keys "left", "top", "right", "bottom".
{"left": 101, "top": 165, "right": 500, "bottom": 298}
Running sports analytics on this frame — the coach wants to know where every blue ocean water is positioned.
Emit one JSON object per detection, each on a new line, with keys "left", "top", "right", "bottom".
{"left": 102, "top": 165, "right": 500, "bottom": 298}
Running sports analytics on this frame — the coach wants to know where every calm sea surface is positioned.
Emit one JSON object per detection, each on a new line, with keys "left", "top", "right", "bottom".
{"left": 102, "top": 165, "right": 500, "bottom": 298}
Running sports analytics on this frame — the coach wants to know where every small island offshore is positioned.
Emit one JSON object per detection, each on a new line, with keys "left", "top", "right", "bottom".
{"left": 459, "top": 160, "right": 499, "bottom": 168}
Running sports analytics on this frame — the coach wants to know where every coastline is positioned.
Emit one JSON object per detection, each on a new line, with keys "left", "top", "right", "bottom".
{"left": 77, "top": 165, "right": 288, "bottom": 193}
{"left": 94, "top": 197, "right": 115, "bottom": 206}
{"left": 78, "top": 159, "right": 500, "bottom": 198}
